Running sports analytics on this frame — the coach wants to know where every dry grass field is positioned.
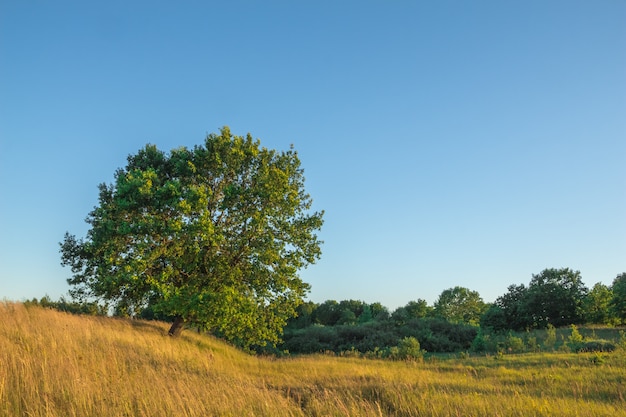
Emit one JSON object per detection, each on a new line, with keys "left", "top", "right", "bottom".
{"left": 1, "top": 301, "right": 625, "bottom": 416}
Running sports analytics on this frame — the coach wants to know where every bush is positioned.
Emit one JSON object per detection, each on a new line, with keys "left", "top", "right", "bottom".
{"left": 543, "top": 324, "right": 557, "bottom": 351}
{"left": 388, "top": 337, "right": 425, "bottom": 361}
{"left": 575, "top": 340, "right": 616, "bottom": 353}
{"left": 567, "top": 324, "right": 584, "bottom": 351}
{"left": 524, "top": 332, "right": 539, "bottom": 352}
{"left": 335, "top": 325, "right": 369, "bottom": 351}
{"left": 402, "top": 318, "right": 477, "bottom": 352}
{"left": 619, "top": 330, "right": 626, "bottom": 350}
{"left": 504, "top": 333, "right": 525, "bottom": 353}
{"left": 281, "top": 325, "right": 339, "bottom": 353}
{"left": 470, "top": 331, "right": 488, "bottom": 352}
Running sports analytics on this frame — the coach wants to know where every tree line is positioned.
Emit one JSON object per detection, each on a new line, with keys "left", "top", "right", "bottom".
{"left": 272, "top": 268, "right": 626, "bottom": 355}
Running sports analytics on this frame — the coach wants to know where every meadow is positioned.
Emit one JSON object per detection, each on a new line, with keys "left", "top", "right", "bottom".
{"left": 1, "top": 302, "right": 625, "bottom": 417}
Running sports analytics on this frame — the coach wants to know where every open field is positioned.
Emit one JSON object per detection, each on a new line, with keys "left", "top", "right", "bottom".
{"left": 1, "top": 302, "right": 625, "bottom": 417}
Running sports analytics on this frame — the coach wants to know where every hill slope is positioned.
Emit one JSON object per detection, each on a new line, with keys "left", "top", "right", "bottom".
{"left": 1, "top": 302, "right": 625, "bottom": 416}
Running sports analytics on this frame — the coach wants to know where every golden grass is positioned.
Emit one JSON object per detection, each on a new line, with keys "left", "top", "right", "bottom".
{"left": 1, "top": 302, "right": 625, "bottom": 416}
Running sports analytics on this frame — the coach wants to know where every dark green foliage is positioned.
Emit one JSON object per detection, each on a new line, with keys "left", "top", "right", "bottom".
{"left": 296, "top": 300, "right": 387, "bottom": 327}
{"left": 583, "top": 283, "right": 614, "bottom": 325}
{"left": 312, "top": 300, "right": 341, "bottom": 326}
{"left": 480, "top": 304, "right": 508, "bottom": 333}
{"left": 470, "top": 330, "right": 488, "bottom": 352}
{"left": 369, "top": 302, "right": 390, "bottom": 321}
{"left": 357, "top": 305, "right": 374, "bottom": 324}
{"left": 611, "top": 272, "right": 626, "bottom": 324}
{"left": 280, "top": 305, "right": 477, "bottom": 355}
{"left": 282, "top": 325, "right": 339, "bottom": 353}
{"left": 340, "top": 323, "right": 393, "bottom": 353}
{"left": 280, "top": 274, "right": 624, "bottom": 356}
{"left": 408, "top": 318, "right": 478, "bottom": 352}
{"left": 391, "top": 299, "right": 432, "bottom": 325}
{"left": 353, "top": 322, "right": 400, "bottom": 352}
{"left": 525, "top": 268, "right": 588, "bottom": 328}
{"left": 138, "top": 304, "right": 176, "bottom": 322}
{"left": 492, "top": 284, "right": 531, "bottom": 331}
{"left": 286, "top": 301, "right": 317, "bottom": 329}
{"left": 490, "top": 268, "right": 590, "bottom": 331}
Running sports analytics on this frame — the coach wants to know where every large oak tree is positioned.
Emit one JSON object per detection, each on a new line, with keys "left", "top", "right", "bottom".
{"left": 61, "top": 127, "right": 323, "bottom": 348}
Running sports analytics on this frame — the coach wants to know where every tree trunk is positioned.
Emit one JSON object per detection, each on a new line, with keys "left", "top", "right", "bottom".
{"left": 168, "top": 316, "right": 184, "bottom": 336}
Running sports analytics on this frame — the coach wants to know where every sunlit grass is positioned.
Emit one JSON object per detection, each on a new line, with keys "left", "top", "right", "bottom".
{"left": 1, "top": 302, "right": 625, "bottom": 416}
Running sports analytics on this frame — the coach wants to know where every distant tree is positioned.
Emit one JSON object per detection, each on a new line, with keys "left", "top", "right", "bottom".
{"left": 369, "top": 302, "right": 390, "bottom": 321}
{"left": 313, "top": 300, "right": 341, "bottom": 326}
{"left": 337, "top": 300, "right": 367, "bottom": 324}
{"left": 337, "top": 308, "right": 357, "bottom": 325}
{"left": 310, "top": 299, "right": 373, "bottom": 326}
{"left": 24, "top": 296, "right": 107, "bottom": 316}
{"left": 357, "top": 305, "right": 374, "bottom": 324}
{"left": 392, "top": 299, "right": 432, "bottom": 325}
{"left": 524, "top": 268, "right": 588, "bottom": 328}
{"left": 583, "top": 282, "right": 614, "bottom": 325}
{"left": 493, "top": 284, "right": 532, "bottom": 331}
{"left": 479, "top": 304, "right": 508, "bottom": 332}
{"left": 433, "top": 287, "right": 486, "bottom": 325}
{"left": 286, "top": 301, "right": 318, "bottom": 329}
{"left": 405, "top": 299, "right": 432, "bottom": 319}
{"left": 611, "top": 273, "right": 626, "bottom": 324}
{"left": 60, "top": 127, "right": 323, "bottom": 349}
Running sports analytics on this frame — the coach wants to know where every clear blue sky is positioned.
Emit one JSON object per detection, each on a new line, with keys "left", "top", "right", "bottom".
{"left": 1, "top": 1, "right": 624, "bottom": 311}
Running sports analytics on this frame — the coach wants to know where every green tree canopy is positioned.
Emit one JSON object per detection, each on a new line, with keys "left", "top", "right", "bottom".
{"left": 524, "top": 268, "right": 588, "bottom": 328}
{"left": 433, "top": 286, "right": 486, "bottom": 325}
{"left": 391, "top": 299, "right": 432, "bottom": 325}
{"left": 492, "top": 283, "right": 531, "bottom": 331}
{"left": 60, "top": 127, "right": 324, "bottom": 348}
{"left": 313, "top": 300, "right": 341, "bottom": 326}
{"left": 611, "top": 272, "right": 626, "bottom": 324}
{"left": 583, "top": 282, "right": 614, "bottom": 325}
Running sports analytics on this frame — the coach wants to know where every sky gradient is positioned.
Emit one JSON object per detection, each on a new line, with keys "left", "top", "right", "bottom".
{"left": 1, "top": 1, "right": 625, "bottom": 310}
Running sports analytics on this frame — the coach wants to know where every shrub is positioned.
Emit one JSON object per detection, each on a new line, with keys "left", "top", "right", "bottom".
{"left": 543, "top": 324, "right": 556, "bottom": 351}
{"left": 470, "top": 331, "right": 488, "bottom": 352}
{"left": 281, "top": 325, "right": 339, "bottom": 353}
{"left": 402, "top": 318, "right": 477, "bottom": 352}
{"left": 504, "top": 333, "right": 525, "bottom": 353}
{"left": 619, "top": 330, "right": 626, "bottom": 351}
{"left": 567, "top": 324, "right": 584, "bottom": 351}
{"left": 386, "top": 346, "right": 400, "bottom": 359}
{"left": 396, "top": 337, "right": 425, "bottom": 361}
{"left": 590, "top": 353, "right": 607, "bottom": 365}
{"left": 525, "top": 333, "right": 539, "bottom": 352}
{"left": 575, "top": 340, "right": 616, "bottom": 353}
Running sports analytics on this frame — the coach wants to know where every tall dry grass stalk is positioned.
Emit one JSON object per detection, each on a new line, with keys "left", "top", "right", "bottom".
{"left": 1, "top": 302, "right": 625, "bottom": 416}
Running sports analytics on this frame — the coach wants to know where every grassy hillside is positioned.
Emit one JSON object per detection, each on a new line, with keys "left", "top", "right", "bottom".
{"left": 1, "top": 302, "right": 625, "bottom": 417}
